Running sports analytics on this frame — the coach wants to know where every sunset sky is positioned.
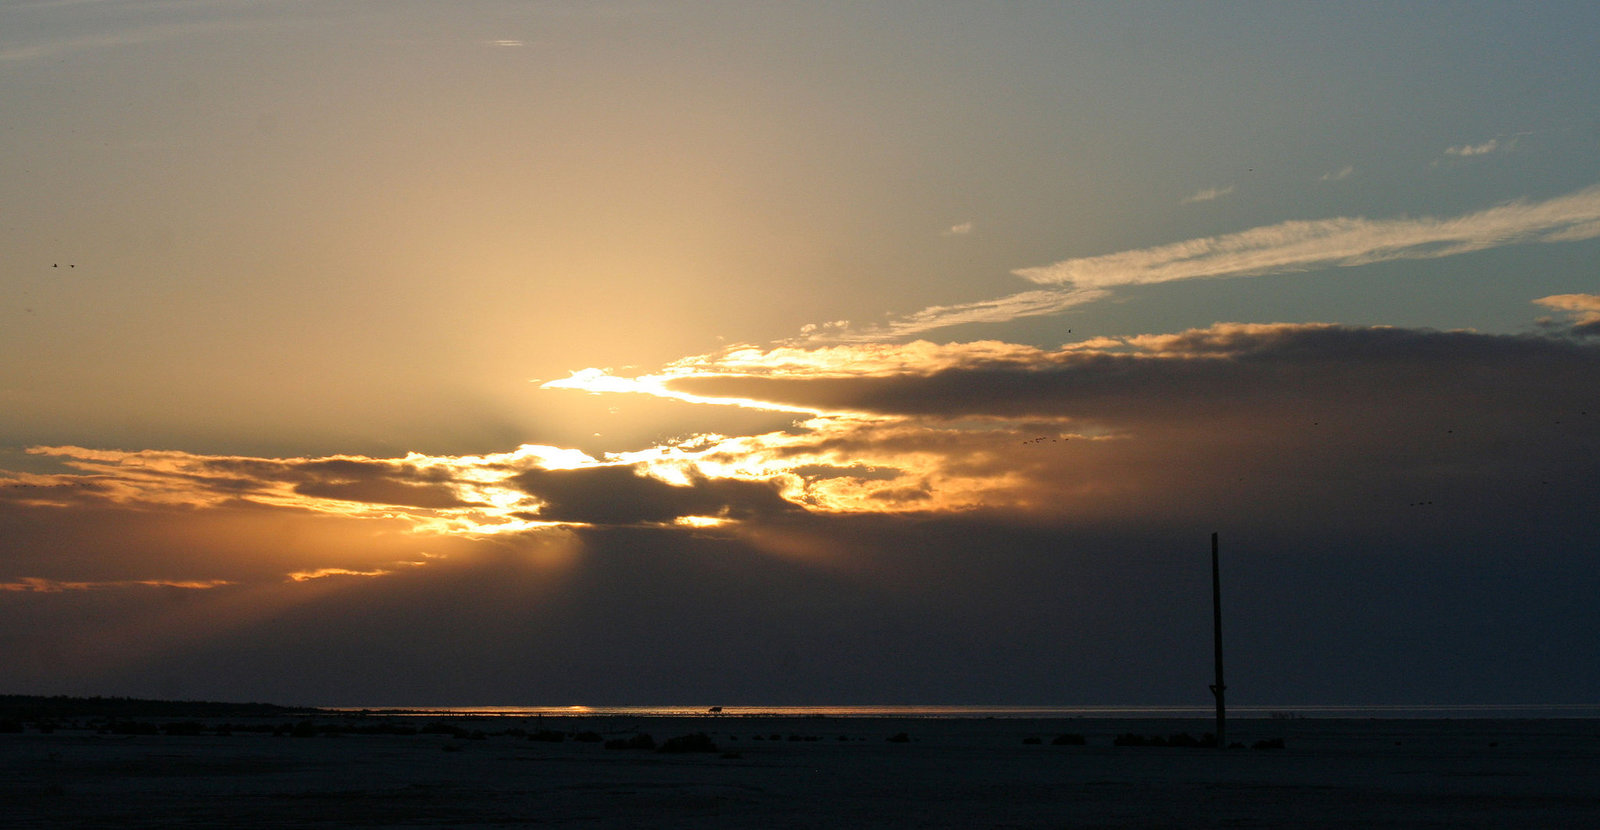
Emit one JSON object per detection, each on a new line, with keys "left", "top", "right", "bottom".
{"left": 3, "top": 1, "right": 1598, "bottom": 707}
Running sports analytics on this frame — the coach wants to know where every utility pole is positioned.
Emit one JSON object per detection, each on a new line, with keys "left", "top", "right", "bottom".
{"left": 1210, "top": 531, "right": 1226, "bottom": 749}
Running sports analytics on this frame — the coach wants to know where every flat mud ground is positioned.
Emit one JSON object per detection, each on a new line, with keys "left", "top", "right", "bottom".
{"left": 5, "top": 716, "right": 1600, "bottom": 828}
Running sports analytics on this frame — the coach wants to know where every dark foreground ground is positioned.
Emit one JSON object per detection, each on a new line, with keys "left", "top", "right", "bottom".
{"left": 5, "top": 715, "right": 1600, "bottom": 828}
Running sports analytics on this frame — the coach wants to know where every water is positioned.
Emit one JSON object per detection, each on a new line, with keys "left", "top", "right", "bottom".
{"left": 327, "top": 703, "right": 1600, "bottom": 719}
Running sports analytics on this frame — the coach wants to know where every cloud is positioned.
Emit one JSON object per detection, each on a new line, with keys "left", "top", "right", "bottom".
{"left": 1536, "top": 292, "right": 1600, "bottom": 335}
{"left": 1015, "top": 185, "right": 1600, "bottom": 289}
{"left": 287, "top": 561, "right": 431, "bottom": 582}
{"left": 510, "top": 465, "right": 801, "bottom": 526}
{"left": 546, "top": 324, "right": 1600, "bottom": 522}
{"left": 1445, "top": 138, "right": 1500, "bottom": 157}
{"left": 35, "top": 323, "right": 1592, "bottom": 539}
{"left": 1320, "top": 165, "right": 1354, "bottom": 181}
{"left": 5, "top": 323, "right": 1598, "bottom": 703}
{"left": 842, "top": 183, "right": 1600, "bottom": 340}
{"left": 0, "top": 577, "right": 232, "bottom": 593}
{"left": 942, "top": 221, "right": 974, "bottom": 236}
{"left": 0, "top": 20, "right": 251, "bottom": 63}
{"left": 852, "top": 287, "right": 1113, "bottom": 341}
{"left": 1180, "top": 185, "right": 1234, "bottom": 204}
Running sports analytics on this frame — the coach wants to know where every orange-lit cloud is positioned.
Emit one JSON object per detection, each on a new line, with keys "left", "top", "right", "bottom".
{"left": 22, "top": 322, "right": 1596, "bottom": 537}
{"left": 3, "top": 322, "right": 1597, "bottom": 704}
{"left": 0, "top": 577, "right": 233, "bottom": 593}
{"left": 1536, "top": 293, "right": 1600, "bottom": 335}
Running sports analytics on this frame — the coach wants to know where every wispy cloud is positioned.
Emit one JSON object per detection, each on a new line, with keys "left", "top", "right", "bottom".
{"left": 846, "top": 183, "right": 1600, "bottom": 340}
{"left": 0, "top": 20, "right": 248, "bottom": 62}
{"left": 1320, "top": 165, "right": 1354, "bottom": 181}
{"left": 0, "top": 577, "right": 231, "bottom": 593}
{"left": 1180, "top": 185, "right": 1234, "bottom": 204}
{"left": 942, "top": 221, "right": 974, "bottom": 236}
{"left": 288, "top": 560, "right": 430, "bottom": 582}
{"left": 1445, "top": 138, "right": 1500, "bottom": 157}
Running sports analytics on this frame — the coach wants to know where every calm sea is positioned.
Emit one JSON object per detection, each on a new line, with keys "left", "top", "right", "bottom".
{"left": 328, "top": 704, "right": 1600, "bottom": 719}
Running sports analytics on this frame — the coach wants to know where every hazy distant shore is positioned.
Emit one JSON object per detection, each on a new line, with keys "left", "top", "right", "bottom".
{"left": 5, "top": 697, "right": 1600, "bottom": 828}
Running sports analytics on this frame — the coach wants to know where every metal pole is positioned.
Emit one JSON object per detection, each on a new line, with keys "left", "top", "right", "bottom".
{"left": 1210, "top": 531, "right": 1226, "bottom": 748}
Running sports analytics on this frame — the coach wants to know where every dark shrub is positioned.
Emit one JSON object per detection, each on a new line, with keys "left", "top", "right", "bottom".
{"left": 528, "top": 729, "right": 566, "bottom": 743}
{"left": 886, "top": 732, "right": 911, "bottom": 743}
{"left": 290, "top": 720, "right": 318, "bottom": 738}
{"left": 1052, "top": 733, "right": 1086, "bottom": 746}
{"left": 1022, "top": 736, "right": 1043, "bottom": 745}
{"left": 658, "top": 732, "right": 718, "bottom": 753}
{"left": 573, "top": 731, "right": 602, "bottom": 743}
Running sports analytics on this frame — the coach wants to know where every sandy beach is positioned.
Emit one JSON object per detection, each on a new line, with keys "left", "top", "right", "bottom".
{"left": 5, "top": 715, "right": 1599, "bottom": 828}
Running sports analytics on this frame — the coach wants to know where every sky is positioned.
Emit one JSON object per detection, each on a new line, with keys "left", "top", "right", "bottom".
{"left": 2, "top": 1, "right": 1598, "bottom": 707}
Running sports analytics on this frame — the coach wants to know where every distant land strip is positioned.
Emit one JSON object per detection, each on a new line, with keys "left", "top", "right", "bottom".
{"left": 0, "top": 694, "right": 315, "bottom": 720}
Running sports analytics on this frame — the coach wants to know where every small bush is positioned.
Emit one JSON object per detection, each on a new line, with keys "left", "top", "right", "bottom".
{"left": 886, "top": 732, "right": 911, "bottom": 743}
{"left": 528, "top": 729, "right": 566, "bottom": 743}
{"left": 573, "top": 731, "right": 602, "bottom": 743}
